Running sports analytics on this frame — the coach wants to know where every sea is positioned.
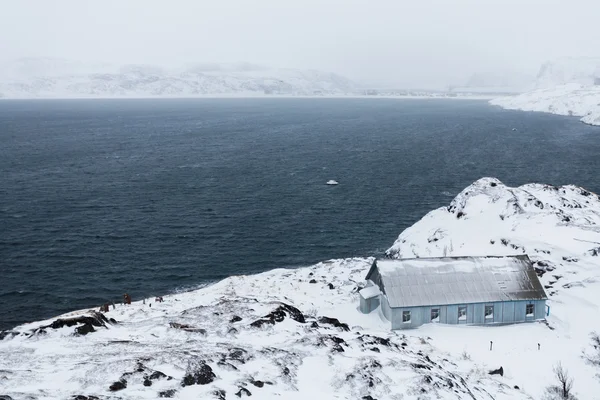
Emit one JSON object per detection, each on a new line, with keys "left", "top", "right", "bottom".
{"left": 1, "top": 98, "right": 599, "bottom": 331}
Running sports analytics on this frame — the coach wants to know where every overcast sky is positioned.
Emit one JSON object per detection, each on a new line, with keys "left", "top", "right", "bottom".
{"left": 1, "top": 0, "right": 599, "bottom": 88}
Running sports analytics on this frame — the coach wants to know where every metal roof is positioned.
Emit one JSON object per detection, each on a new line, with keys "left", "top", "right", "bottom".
{"left": 367, "top": 255, "right": 547, "bottom": 308}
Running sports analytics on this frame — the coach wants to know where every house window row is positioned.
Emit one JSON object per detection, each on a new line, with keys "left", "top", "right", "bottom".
{"left": 401, "top": 303, "right": 536, "bottom": 324}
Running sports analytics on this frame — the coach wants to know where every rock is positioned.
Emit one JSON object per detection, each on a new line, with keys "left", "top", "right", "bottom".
{"left": 71, "top": 396, "right": 99, "bottom": 400}
{"left": 250, "top": 303, "right": 305, "bottom": 328}
{"left": 251, "top": 380, "right": 264, "bottom": 387}
{"left": 488, "top": 366, "right": 504, "bottom": 376}
{"left": 328, "top": 283, "right": 335, "bottom": 289}
{"left": 319, "top": 335, "right": 346, "bottom": 352}
{"left": 75, "top": 323, "right": 95, "bottom": 335}
{"left": 159, "top": 389, "right": 177, "bottom": 398}
{"left": 143, "top": 379, "right": 152, "bottom": 387}
{"left": 228, "top": 348, "right": 248, "bottom": 363}
{"left": 309, "top": 279, "right": 317, "bottom": 284}
{"left": 213, "top": 390, "right": 226, "bottom": 400}
{"left": 318, "top": 316, "right": 350, "bottom": 331}
{"left": 0, "top": 397, "right": 14, "bottom": 400}
{"left": 149, "top": 370, "right": 168, "bottom": 380}
{"left": 514, "top": 385, "right": 520, "bottom": 389}
{"left": 40, "top": 311, "right": 109, "bottom": 335}
{"left": 363, "top": 396, "right": 377, "bottom": 400}
{"left": 235, "top": 387, "right": 252, "bottom": 397}
{"left": 230, "top": 315, "right": 242, "bottom": 323}
{"left": 370, "top": 347, "right": 380, "bottom": 352}
{"left": 181, "top": 361, "right": 216, "bottom": 386}
{"left": 109, "top": 379, "right": 127, "bottom": 391}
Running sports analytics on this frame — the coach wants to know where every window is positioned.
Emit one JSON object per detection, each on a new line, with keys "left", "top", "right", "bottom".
{"left": 526, "top": 304, "right": 534, "bottom": 317}
{"left": 431, "top": 308, "right": 440, "bottom": 322}
{"left": 402, "top": 310, "right": 411, "bottom": 323}
{"left": 458, "top": 306, "right": 467, "bottom": 322}
{"left": 485, "top": 305, "right": 494, "bottom": 321}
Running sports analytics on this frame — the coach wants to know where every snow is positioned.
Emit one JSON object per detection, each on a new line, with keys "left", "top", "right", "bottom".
{"left": 3, "top": 176, "right": 600, "bottom": 399}
{"left": 359, "top": 285, "right": 380, "bottom": 299}
{"left": 490, "top": 57, "right": 600, "bottom": 126}
{"left": 490, "top": 83, "right": 600, "bottom": 126}
{"left": 534, "top": 57, "right": 600, "bottom": 89}
{"left": 0, "top": 59, "right": 357, "bottom": 98}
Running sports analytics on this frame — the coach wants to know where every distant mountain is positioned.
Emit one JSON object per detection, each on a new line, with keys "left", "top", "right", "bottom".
{"left": 534, "top": 57, "right": 600, "bottom": 88}
{"left": 0, "top": 58, "right": 357, "bottom": 98}
{"left": 462, "top": 71, "right": 534, "bottom": 92}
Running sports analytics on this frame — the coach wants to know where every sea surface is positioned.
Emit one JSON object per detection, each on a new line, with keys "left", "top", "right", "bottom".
{"left": 1, "top": 98, "right": 599, "bottom": 330}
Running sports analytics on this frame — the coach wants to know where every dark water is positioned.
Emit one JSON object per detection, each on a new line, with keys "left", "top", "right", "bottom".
{"left": 1, "top": 98, "right": 599, "bottom": 330}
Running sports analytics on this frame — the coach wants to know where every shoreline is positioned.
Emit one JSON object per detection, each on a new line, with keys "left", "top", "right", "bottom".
{"left": 0, "top": 94, "right": 496, "bottom": 101}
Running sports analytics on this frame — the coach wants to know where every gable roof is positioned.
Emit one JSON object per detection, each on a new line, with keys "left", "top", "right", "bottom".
{"left": 367, "top": 255, "right": 547, "bottom": 308}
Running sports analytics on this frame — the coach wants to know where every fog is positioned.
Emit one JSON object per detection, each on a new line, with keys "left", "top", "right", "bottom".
{"left": 1, "top": 0, "right": 599, "bottom": 88}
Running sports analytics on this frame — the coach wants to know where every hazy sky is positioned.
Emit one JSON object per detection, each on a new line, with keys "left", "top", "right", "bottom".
{"left": 1, "top": 0, "right": 599, "bottom": 88}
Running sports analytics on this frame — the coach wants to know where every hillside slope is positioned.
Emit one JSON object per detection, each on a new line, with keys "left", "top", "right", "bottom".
{"left": 0, "top": 59, "right": 356, "bottom": 98}
{"left": 490, "top": 84, "right": 600, "bottom": 126}
{"left": 2, "top": 177, "right": 600, "bottom": 399}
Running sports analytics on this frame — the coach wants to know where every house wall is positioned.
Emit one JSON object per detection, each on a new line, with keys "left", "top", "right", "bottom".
{"left": 380, "top": 294, "right": 392, "bottom": 322}
{"left": 387, "top": 299, "right": 547, "bottom": 330}
{"left": 359, "top": 295, "right": 380, "bottom": 314}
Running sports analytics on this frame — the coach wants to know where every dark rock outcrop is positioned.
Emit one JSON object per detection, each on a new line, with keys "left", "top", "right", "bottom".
{"left": 75, "top": 323, "right": 96, "bottom": 335}
{"left": 159, "top": 389, "right": 177, "bottom": 398}
{"left": 235, "top": 387, "right": 252, "bottom": 397}
{"left": 488, "top": 366, "right": 504, "bottom": 376}
{"left": 230, "top": 316, "right": 243, "bottom": 323}
{"left": 182, "top": 361, "right": 216, "bottom": 386}
{"left": 71, "top": 396, "right": 99, "bottom": 400}
{"left": 38, "top": 311, "right": 110, "bottom": 336}
{"left": 250, "top": 303, "right": 305, "bottom": 328}
{"left": 213, "top": 389, "right": 227, "bottom": 400}
{"left": 109, "top": 379, "right": 127, "bottom": 391}
{"left": 318, "top": 316, "right": 350, "bottom": 331}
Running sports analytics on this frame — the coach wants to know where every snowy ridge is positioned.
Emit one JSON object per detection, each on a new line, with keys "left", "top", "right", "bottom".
{"left": 0, "top": 59, "right": 356, "bottom": 98}
{"left": 535, "top": 57, "right": 600, "bottom": 89}
{"left": 3, "top": 177, "right": 600, "bottom": 399}
{"left": 490, "top": 84, "right": 600, "bottom": 126}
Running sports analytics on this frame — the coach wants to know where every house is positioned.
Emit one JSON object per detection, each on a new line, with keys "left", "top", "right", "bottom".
{"left": 359, "top": 255, "right": 547, "bottom": 329}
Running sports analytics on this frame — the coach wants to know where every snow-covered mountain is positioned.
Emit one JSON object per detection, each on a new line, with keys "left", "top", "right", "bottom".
{"left": 459, "top": 71, "right": 534, "bottom": 93}
{"left": 489, "top": 57, "right": 600, "bottom": 126}
{"left": 2, "top": 177, "right": 600, "bottom": 399}
{"left": 0, "top": 58, "right": 356, "bottom": 98}
{"left": 535, "top": 57, "right": 600, "bottom": 89}
{"left": 490, "top": 84, "right": 600, "bottom": 126}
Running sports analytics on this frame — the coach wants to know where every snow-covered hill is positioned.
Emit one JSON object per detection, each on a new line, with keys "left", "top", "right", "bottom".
{"left": 2, "top": 177, "right": 600, "bottom": 399}
{"left": 535, "top": 57, "right": 600, "bottom": 89}
{"left": 0, "top": 59, "right": 356, "bottom": 98}
{"left": 490, "top": 84, "right": 600, "bottom": 126}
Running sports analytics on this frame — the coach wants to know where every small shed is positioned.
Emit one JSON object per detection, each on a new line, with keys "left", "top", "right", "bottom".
{"left": 360, "top": 255, "right": 548, "bottom": 330}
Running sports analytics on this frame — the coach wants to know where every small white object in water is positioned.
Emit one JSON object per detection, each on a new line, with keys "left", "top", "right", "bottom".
{"left": 326, "top": 180, "right": 339, "bottom": 185}
{"left": 512, "top": 128, "right": 517, "bottom": 131}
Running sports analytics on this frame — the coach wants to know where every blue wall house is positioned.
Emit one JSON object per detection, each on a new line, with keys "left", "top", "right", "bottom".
{"left": 359, "top": 255, "right": 548, "bottom": 330}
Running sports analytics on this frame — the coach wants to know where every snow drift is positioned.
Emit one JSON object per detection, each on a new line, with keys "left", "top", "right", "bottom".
{"left": 2, "top": 177, "right": 600, "bottom": 399}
